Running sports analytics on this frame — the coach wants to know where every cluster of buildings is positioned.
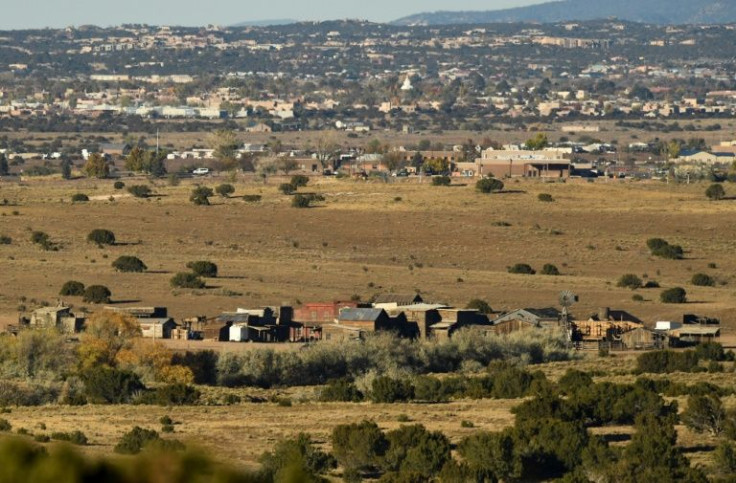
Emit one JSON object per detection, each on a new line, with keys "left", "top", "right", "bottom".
{"left": 1, "top": 21, "right": 736, "bottom": 131}
{"left": 13, "top": 294, "right": 721, "bottom": 351}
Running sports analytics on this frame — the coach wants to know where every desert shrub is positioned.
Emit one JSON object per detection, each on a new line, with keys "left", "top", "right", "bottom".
{"left": 171, "top": 350, "right": 218, "bottom": 385}
{"left": 632, "top": 294, "right": 644, "bottom": 302}
{"left": 660, "top": 287, "right": 687, "bottom": 304}
{"left": 82, "top": 285, "right": 111, "bottom": 304}
{"left": 320, "top": 379, "right": 363, "bottom": 402}
{"left": 186, "top": 260, "right": 218, "bottom": 277}
{"left": 87, "top": 229, "right": 116, "bottom": 246}
{"left": 243, "top": 194, "right": 262, "bottom": 203}
{"left": 508, "top": 263, "right": 535, "bottom": 275}
{"left": 636, "top": 350, "right": 700, "bottom": 374}
{"left": 476, "top": 177, "right": 504, "bottom": 193}
{"left": 382, "top": 424, "right": 451, "bottom": 478}
{"left": 371, "top": 377, "right": 414, "bottom": 403}
{"left": 695, "top": 342, "right": 728, "bottom": 361}
{"left": 557, "top": 369, "right": 594, "bottom": 395}
{"left": 714, "top": 442, "right": 736, "bottom": 474}
{"left": 705, "top": 183, "right": 726, "bottom": 200}
{"left": 113, "top": 181, "right": 125, "bottom": 190}
{"left": 466, "top": 298, "right": 492, "bottom": 314}
{"left": 59, "top": 280, "right": 85, "bottom": 296}
{"left": 647, "top": 238, "right": 684, "bottom": 259}
{"left": 644, "top": 280, "right": 660, "bottom": 288}
{"left": 114, "top": 426, "right": 160, "bottom": 454}
{"left": 138, "top": 384, "right": 200, "bottom": 406}
{"left": 260, "top": 433, "right": 336, "bottom": 482}
{"left": 489, "top": 365, "right": 535, "bottom": 399}
{"left": 70, "top": 193, "right": 89, "bottom": 203}
{"left": 458, "top": 430, "right": 521, "bottom": 482}
{"left": 292, "top": 193, "right": 324, "bottom": 208}
{"left": 617, "top": 273, "right": 643, "bottom": 289}
{"left": 81, "top": 368, "right": 144, "bottom": 404}
{"left": 0, "top": 419, "right": 11, "bottom": 432}
{"left": 541, "top": 264, "right": 560, "bottom": 276}
{"left": 30, "top": 231, "right": 53, "bottom": 250}
{"left": 538, "top": 193, "right": 554, "bottom": 202}
{"left": 691, "top": 273, "right": 715, "bottom": 287}
{"left": 279, "top": 183, "right": 295, "bottom": 195}
{"left": 432, "top": 176, "right": 451, "bottom": 186}
{"left": 215, "top": 183, "right": 235, "bottom": 197}
{"left": 34, "top": 434, "right": 50, "bottom": 443}
{"left": 127, "top": 185, "right": 152, "bottom": 198}
{"left": 161, "top": 424, "right": 174, "bottom": 433}
{"left": 461, "top": 420, "right": 474, "bottom": 428}
{"left": 0, "top": 235, "right": 10, "bottom": 245}
{"left": 50, "top": 431, "right": 88, "bottom": 445}
{"left": 112, "top": 255, "right": 147, "bottom": 273}
{"left": 190, "top": 186, "right": 213, "bottom": 205}
{"left": 170, "top": 272, "right": 205, "bottom": 289}
{"left": 290, "top": 175, "right": 309, "bottom": 188}
{"left": 681, "top": 394, "right": 726, "bottom": 435}
{"left": 332, "top": 420, "right": 388, "bottom": 476}
{"left": 412, "top": 376, "right": 448, "bottom": 403}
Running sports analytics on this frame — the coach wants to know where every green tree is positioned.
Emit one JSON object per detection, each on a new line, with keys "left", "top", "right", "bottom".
{"left": 60, "top": 158, "right": 72, "bottom": 179}
{"left": 691, "top": 273, "right": 715, "bottom": 287}
{"left": 617, "top": 274, "right": 643, "bottom": 289}
{"left": 525, "top": 133, "right": 549, "bottom": 151}
{"left": 127, "top": 185, "right": 152, "bottom": 198}
{"left": 459, "top": 430, "right": 521, "bottom": 482}
{"left": 383, "top": 424, "right": 451, "bottom": 478}
{"left": 541, "top": 264, "right": 560, "bottom": 276}
{"left": 83, "top": 153, "right": 109, "bottom": 179}
{"left": 186, "top": 261, "right": 218, "bottom": 277}
{"left": 83, "top": 285, "right": 111, "bottom": 304}
{"left": 705, "top": 183, "right": 726, "bottom": 201}
{"left": 466, "top": 299, "right": 492, "bottom": 314}
{"left": 660, "top": 287, "right": 687, "bottom": 304}
{"left": 170, "top": 272, "right": 205, "bottom": 289}
{"left": 332, "top": 420, "right": 388, "bottom": 476}
{"left": 681, "top": 394, "right": 726, "bottom": 436}
{"left": 190, "top": 186, "right": 213, "bottom": 205}
{"left": 215, "top": 183, "right": 235, "bottom": 197}
{"left": 259, "top": 433, "right": 335, "bottom": 482}
{"left": 124, "top": 146, "right": 146, "bottom": 172}
{"left": 60, "top": 280, "right": 85, "bottom": 296}
{"left": 112, "top": 256, "right": 147, "bottom": 273}
{"left": 476, "top": 177, "right": 504, "bottom": 193}
{"left": 87, "top": 229, "right": 116, "bottom": 246}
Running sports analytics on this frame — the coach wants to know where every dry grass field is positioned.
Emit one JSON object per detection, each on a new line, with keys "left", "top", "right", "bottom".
{"left": 1, "top": 171, "right": 735, "bottom": 333}
{"left": 0, "top": 354, "right": 732, "bottom": 474}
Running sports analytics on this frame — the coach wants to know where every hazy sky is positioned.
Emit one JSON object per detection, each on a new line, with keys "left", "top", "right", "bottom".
{"left": 2, "top": 0, "right": 546, "bottom": 29}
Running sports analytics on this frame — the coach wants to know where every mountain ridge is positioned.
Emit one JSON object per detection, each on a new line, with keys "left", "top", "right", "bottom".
{"left": 393, "top": 0, "right": 736, "bottom": 25}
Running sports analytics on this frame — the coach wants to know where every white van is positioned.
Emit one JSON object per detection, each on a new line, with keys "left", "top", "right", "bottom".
{"left": 192, "top": 167, "right": 210, "bottom": 176}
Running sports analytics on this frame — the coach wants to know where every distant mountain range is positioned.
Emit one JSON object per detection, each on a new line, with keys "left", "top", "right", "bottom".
{"left": 231, "top": 19, "right": 296, "bottom": 27}
{"left": 393, "top": 0, "right": 736, "bottom": 25}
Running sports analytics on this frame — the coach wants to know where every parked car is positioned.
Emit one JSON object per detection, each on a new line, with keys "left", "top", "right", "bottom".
{"left": 192, "top": 167, "right": 209, "bottom": 176}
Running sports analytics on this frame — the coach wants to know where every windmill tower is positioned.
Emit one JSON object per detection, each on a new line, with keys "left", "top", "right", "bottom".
{"left": 559, "top": 291, "right": 578, "bottom": 348}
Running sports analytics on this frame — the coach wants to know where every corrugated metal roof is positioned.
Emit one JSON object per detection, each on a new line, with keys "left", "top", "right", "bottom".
{"left": 374, "top": 293, "right": 423, "bottom": 305}
{"left": 339, "top": 308, "right": 384, "bottom": 322}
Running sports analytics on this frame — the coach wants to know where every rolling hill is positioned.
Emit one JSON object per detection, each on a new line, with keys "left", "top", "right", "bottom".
{"left": 393, "top": 0, "right": 736, "bottom": 25}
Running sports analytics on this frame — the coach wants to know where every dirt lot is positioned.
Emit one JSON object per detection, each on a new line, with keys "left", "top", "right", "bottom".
{"left": 0, "top": 171, "right": 735, "bottom": 333}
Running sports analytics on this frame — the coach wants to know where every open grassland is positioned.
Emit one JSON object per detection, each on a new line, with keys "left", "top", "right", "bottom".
{"left": 1, "top": 173, "right": 735, "bottom": 331}
{"left": 1, "top": 174, "right": 736, "bottom": 327}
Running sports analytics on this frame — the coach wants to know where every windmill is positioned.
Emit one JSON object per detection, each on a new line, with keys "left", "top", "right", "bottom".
{"left": 559, "top": 291, "right": 578, "bottom": 347}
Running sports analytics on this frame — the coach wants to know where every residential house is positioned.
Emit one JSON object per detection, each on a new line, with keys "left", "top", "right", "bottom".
{"left": 28, "top": 305, "right": 84, "bottom": 334}
{"left": 373, "top": 293, "right": 424, "bottom": 310}
{"left": 492, "top": 308, "right": 561, "bottom": 330}
{"left": 323, "top": 308, "right": 403, "bottom": 341}
{"left": 103, "top": 306, "right": 176, "bottom": 339}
